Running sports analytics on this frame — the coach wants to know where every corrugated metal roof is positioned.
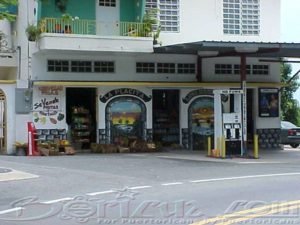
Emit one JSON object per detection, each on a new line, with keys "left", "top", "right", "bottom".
{"left": 154, "top": 41, "right": 300, "bottom": 58}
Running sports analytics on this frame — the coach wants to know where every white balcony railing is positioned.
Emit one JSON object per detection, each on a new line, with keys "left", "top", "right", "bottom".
{"left": 39, "top": 18, "right": 152, "bottom": 38}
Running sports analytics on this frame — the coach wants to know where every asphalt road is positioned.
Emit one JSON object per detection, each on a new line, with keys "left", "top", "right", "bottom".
{"left": 1, "top": 148, "right": 300, "bottom": 225}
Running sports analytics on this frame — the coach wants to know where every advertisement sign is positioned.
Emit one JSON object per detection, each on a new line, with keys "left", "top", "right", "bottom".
{"left": 32, "top": 86, "right": 65, "bottom": 128}
{"left": 258, "top": 88, "right": 279, "bottom": 117}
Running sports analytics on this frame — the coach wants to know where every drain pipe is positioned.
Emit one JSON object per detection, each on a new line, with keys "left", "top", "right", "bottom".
{"left": 16, "top": 46, "right": 21, "bottom": 79}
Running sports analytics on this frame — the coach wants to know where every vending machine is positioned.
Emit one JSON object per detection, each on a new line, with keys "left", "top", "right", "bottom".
{"left": 222, "top": 113, "right": 242, "bottom": 155}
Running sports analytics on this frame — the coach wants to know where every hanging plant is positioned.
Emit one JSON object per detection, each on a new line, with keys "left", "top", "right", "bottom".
{"left": 55, "top": 0, "right": 68, "bottom": 13}
{"left": 25, "top": 24, "right": 41, "bottom": 41}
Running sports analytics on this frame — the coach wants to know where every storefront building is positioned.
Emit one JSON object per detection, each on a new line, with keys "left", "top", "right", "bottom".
{"left": 2, "top": 0, "right": 299, "bottom": 154}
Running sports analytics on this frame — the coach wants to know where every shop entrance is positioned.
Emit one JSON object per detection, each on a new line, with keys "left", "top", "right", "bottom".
{"left": 152, "top": 90, "right": 180, "bottom": 146}
{"left": 66, "top": 88, "right": 97, "bottom": 149}
{"left": 189, "top": 96, "right": 214, "bottom": 150}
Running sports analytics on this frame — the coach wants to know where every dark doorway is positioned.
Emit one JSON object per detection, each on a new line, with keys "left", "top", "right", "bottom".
{"left": 66, "top": 88, "right": 97, "bottom": 149}
{"left": 152, "top": 89, "right": 180, "bottom": 146}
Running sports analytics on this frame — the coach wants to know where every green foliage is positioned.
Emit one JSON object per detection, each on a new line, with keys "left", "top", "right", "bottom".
{"left": 280, "top": 63, "right": 300, "bottom": 125}
{"left": 61, "top": 13, "right": 73, "bottom": 20}
{"left": 25, "top": 24, "right": 41, "bottom": 41}
{"left": 143, "top": 8, "right": 160, "bottom": 39}
{"left": 0, "top": 0, "right": 17, "bottom": 21}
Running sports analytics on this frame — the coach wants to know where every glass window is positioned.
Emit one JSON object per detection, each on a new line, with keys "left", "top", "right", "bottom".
{"left": 215, "top": 64, "right": 233, "bottom": 74}
{"left": 99, "top": 0, "right": 116, "bottom": 7}
{"left": 157, "top": 63, "right": 176, "bottom": 73}
{"left": 47, "top": 60, "right": 69, "bottom": 72}
{"left": 136, "top": 62, "right": 155, "bottom": 73}
{"left": 145, "top": 0, "right": 180, "bottom": 32}
{"left": 252, "top": 64, "right": 269, "bottom": 75}
{"left": 94, "top": 61, "right": 115, "bottom": 73}
{"left": 177, "top": 63, "right": 195, "bottom": 74}
{"left": 71, "top": 61, "right": 92, "bottom": 73}
{"left": 223, "top": 0, "right": 260, "bottom": 35}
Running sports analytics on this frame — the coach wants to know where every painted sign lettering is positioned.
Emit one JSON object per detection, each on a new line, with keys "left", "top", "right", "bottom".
{"left": 99, "top": 88, "right": 152, "bottom": 103}
{"left": 182, "top": 89, "right": 213, "bottom": 104}
{"left": 33, "top": 97, "right": 59, "bottom": 110}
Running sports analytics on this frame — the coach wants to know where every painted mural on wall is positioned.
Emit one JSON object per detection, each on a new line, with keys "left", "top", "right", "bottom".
{"left": 110, "top": 101, "right": 143, "bottom": 138}
{"left": 189, "top": 96, "right": 214, "bottom": 150}
{"left": 33, "top": 86, "right": 65, "bottom": 128}
{"left": 190, "top": 97, "right": 214, "bottom": 136}
{"left": 258, "top": 88, "right": 279, "bottom": 117}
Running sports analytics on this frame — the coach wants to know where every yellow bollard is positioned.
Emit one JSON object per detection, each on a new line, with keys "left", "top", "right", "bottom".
{"left": 216, "top": 137, "right": 221, "bottom": 157}
{"left": 221, "top": 136, "right": 226, "bottom": 158}
{"left": 254, "top": 134, "right": 259, "bottom": 159}
{"left": 207, "top": 136, "right": 211, "bottom": 156}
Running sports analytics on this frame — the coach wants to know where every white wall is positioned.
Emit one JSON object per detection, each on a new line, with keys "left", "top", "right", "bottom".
{"left": 202, "top": 57, "right": 281, "bottom": 83}
{"left": 15, "top": 114, "right": 31, "bottom": 149}
{"left": 180, "top": 89, "right": 196, "bottom": 129}
{"left": 32, "top": 52, "right": 197, "bottom": 82}
{"left": 16, "top": 0, "right": 37, "bottom": 87}
{"left": 0, "top": 85, "right": 16, "bottom": 154}
{"left": 159, "top": 0, "right": 281, "bottom": 46}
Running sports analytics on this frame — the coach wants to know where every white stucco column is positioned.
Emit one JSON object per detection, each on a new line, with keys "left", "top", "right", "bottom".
{"left": 213, "top": 90, "right": 222, "bottom": 149}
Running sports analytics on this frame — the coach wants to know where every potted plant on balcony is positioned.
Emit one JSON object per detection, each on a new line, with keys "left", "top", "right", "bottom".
{"left": 25, "top": 24, "right": 41, "bottom": 41}
{"left": 61, "top": 13, "right": 73, "bottom": 33}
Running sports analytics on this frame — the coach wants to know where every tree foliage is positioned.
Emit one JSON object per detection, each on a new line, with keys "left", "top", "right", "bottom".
{"left": 0, "top": 0, "right": 17, "bottom": 22}
{"left": 280, "top": 63, "right": 300, "bottom": 125}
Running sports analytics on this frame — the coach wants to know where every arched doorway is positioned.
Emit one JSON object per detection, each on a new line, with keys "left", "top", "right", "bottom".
{"left": 188, "top": 96, "right": 214, "bottom": 150}
{"left": 0, "top": 90, "right": 6, "bottom": 154}
{"left": 106, "top": 97, "right": 146, "bottom": 144}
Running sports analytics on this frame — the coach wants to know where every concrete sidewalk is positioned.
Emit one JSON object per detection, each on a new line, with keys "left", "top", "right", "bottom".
{"left": 149, "top": 147, "right": 300, "bottom": 164}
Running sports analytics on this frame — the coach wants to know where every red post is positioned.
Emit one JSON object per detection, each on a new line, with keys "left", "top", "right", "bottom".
{"left": 27, "top": 122, "right": 39, "bottom": 156}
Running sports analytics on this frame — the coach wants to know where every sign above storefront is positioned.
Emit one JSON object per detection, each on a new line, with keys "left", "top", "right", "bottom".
{"left": 213, "top": 89, "right": 243, "bottom": 95}
{"left": 99, "top": 88, "right": 152, "bottom": 103}
{"left": 182, "top": 89, "right": 213, "bottom": 104}
{"left": 38, "top": 86, "right": 63, "bottom": 95}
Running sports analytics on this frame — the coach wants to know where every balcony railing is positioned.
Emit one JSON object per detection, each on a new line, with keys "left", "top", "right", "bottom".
{"left": 39, "top": 18, "right": 152, "bottom": 38}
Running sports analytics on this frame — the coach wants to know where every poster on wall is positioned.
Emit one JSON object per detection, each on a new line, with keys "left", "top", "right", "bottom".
{"left": 32, "top": 86, "right": 66, "bottom": 128}
{"left": 258, "top": 88, "right": 279, "bottom": 117}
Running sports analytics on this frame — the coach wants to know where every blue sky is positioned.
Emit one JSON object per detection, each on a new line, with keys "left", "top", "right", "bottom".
{"left": 281, "top": 0, "right": 300, "bottom": 100}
